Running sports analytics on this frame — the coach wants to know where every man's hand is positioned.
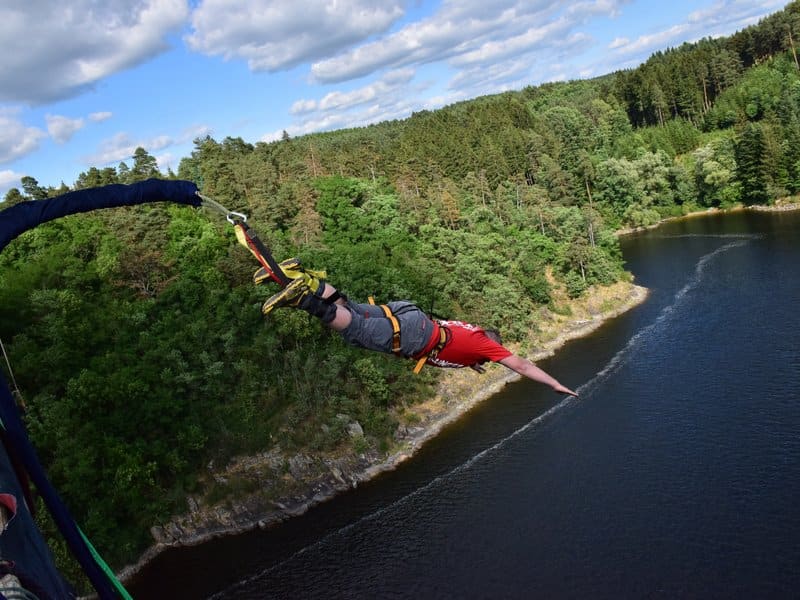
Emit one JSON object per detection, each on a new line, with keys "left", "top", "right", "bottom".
{"left": 552, "top": 383, "right": 579, "bottom": 397}
{"left": 499, "top": 355, "right": 578, "bottom": 397}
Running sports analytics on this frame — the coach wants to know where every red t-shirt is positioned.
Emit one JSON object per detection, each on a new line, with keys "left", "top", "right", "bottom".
{"left": 427, "top": 320, "right": 512, "bottom": 368}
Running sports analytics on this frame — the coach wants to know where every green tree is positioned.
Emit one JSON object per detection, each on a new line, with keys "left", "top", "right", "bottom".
{"left": 593, "top": 157, "right": 645, "bottom": 223}
{"left": 692, "top": 138, "right": 740, "bottom": 207}
{"left": 3, "top": 188, "right": 25, "bottom": 206}
{"left": 735, "top": 122, "right": 770, "bottom": 205}
{"left": 117, "top": 161, "right": 131, "bottom": 183}
{"left": 21, "top": 176, "right": 48, "bottom": 200}
{"left": 130, "top": 147, "right": 161, "bottom": 181}
{"left": 634, "top": 151, "right": 675, "bottom": 210}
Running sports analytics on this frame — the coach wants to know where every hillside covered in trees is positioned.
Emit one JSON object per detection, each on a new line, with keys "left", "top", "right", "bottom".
{"left": 1, "top": 0, "right": 799, "bottom": 581}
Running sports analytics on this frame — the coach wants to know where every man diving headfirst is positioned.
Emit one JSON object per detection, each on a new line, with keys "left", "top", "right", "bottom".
{"left": 256, "top": 259, "right": 578, "bottom": 397}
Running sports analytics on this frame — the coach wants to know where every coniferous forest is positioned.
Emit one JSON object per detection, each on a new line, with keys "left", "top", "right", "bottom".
{"left": 2, "top": 0, "right": 800, "bottom": 579}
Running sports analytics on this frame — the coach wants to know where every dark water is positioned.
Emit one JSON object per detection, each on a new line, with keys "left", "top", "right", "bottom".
{"left": 130, "top": 210, "right": 800, "bottom": 599}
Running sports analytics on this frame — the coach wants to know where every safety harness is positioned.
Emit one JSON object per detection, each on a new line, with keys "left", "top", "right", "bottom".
{"left": 367, "top": 297, "right": 449, "bottom": 373}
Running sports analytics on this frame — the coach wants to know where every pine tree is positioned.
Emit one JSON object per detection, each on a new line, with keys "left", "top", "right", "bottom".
{"left": 735, "top": 123, "right": 770, "bottom": 205}
{"left": 130, "top": 147, "right": 160, "bottom": 181}
{"left": 20, "top": 176, "right": 48, "bottom": 200}
{"left": 2, "top": 188, "right": 25, "bottom": 206}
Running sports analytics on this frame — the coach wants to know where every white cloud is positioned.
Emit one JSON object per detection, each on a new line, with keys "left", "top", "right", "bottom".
{"left": 178, "top": 124, "right": 214, "bottom": 143}
{"left": 687, "top": 0, "right": 785, "bottom": 30}
{"left": 281, "top": 68, "right": 421, "bottom": 139}
{"left": 265, "top": 90, "right": 420, "bottom": 141}
{"left": 612, "top": 23, "right": 690, "bottom": 55}
{"left": 609, "top": 36, "right": 630, "bottom": 49}
{"left": 318, "top": 68, "right": 414, "bottom": 112}
{"left": 156, "top": 152, "right": 175, "bottom": 173}
{"left": 46, "top": 114, "right": 86, "bottom": 144}
{"left": 449, "top": 59, "right": 529, "bottom": 95}
{"left": 421, "top": 92, "right": 466, "bottom": 111}
{"left": 84, "top": 133, "right": 137, "bottom": 166}
{"left": 80, "top": 125, "right": 207, "bottom": 171}
{"left": 149, "top": 135, "right": 173, "bottom": 152}
{"left": 565, "top": 0, "right": 627, "bottom": 19}
{"left": 0, "top": 109, "right": 46, "bottom": 164}
{"left": 451, "top": 18, "right": 571, "bottom": 67}
{"left": 308, "top": 0, "right": 613, "bottom": 84}
{"left": 0, "top": 0, "right": 189, "bottom": 104}
{"left": 0, "top": 169, "right": 23, "bottom": 197}
{"left": 260, "top": 130, "right": 287, "bottom": 144}
{"left": 89, "top": 111, "right": 113, "bottom": 123}
{"left": 290, "top": 99, "right": 319, "bottom": 115}
{"left": 84, "top": 132, "right": 175, "bottom": 167}
{"left": 186, "top": 0, "right": 405, "bottom": 72}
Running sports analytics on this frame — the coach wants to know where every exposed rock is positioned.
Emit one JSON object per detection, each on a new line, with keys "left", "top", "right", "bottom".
{"left": 394, "top": 425, "right": 424, "bottom": 440}
{"left": 330, "top": 467, "right": 345, "bottom": 485}
{"left": 287, "top": 454, "right": 314, "bottom": 480}
{"left": 214, "top": 507, "right": 233, "bottom": 526}
{"left": 346, "top": 421, "right": 364, "bottom": 438}
{"left": 150, "top": 525, "right": 167, "bottom": 544}
{"left": 164, "top": 522, "right": 183, "bottom": 541}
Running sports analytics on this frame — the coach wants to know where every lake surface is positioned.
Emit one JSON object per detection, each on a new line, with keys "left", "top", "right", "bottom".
{"left": 130, "top": 209, "right": 800, "bottom": 599}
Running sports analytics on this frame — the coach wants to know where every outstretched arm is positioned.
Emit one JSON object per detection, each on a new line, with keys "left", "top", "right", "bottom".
{"left": 499, "top": 355, "right": 578, "bottom": 397}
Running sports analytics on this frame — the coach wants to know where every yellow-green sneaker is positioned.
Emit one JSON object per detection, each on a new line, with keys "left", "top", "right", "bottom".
{"left": 261, "top": 278, "right": 310, "bottom": 315}
{"left": 254, "top": 258, "right": 300, "bottom": 285}
{"left": 253, "top": 258, "right": 326, "bottom": 286}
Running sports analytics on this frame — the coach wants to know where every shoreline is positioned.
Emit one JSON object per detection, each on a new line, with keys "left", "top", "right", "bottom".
{"left": 118, "top": 280, "right": 649, "bottom": 585}
{"left": 616, "top": 199, "right": 800, "bottom": 237}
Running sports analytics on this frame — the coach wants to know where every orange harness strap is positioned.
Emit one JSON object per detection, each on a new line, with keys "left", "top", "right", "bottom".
{"left": 380, "top": 304, "right": 402, "bottom": 354}
{"left": 368, "top": 296, "right": 402, "bottom": 355}
{"left": 368, "top": 297, "right": 448, "bottom": 373}
{"left": 413, "top": 326, "right": 448, "bottom": 373}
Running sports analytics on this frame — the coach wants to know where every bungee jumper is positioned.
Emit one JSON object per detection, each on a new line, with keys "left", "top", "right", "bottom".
{"left": 206, "top": 193, "right": 577, "bottom": 396}
{"left": 247, "top": 257, "right": 578, "bottom": 397}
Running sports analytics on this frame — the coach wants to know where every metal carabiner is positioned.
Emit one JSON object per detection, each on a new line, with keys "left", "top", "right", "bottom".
{"left": 196, "top": 192, "right": 249, "bottom": 224}
{"left": 226, "top": 211, "right": 248, "bottom": 225}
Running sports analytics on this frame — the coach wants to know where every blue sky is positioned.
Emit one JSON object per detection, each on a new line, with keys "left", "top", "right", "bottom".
{"left": 0, "top": 0, "right": 788, "bottom": 197}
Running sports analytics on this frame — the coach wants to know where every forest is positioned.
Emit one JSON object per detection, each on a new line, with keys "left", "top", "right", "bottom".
{"left": 1, "top": 0, "right": 799, "bottom": 584}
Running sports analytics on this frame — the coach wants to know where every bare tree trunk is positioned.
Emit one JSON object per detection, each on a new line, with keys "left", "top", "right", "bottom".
{"left": 307, "top": 145, "right": 317, "bottom": 177}
{"left": 584, "top": 178, "right": 596, "bottom": 248}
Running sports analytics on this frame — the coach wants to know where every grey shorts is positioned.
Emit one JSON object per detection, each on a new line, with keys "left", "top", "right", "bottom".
{"left": 340, "top": 300, "right": 435, "bottom": 358}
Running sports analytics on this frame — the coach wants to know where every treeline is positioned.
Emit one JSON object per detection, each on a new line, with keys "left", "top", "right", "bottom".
{"left": 615, "top": 2, "right": 800, "bottom": 127}
{"left": 1, "top": 0, "right": 799, "bottom": 578}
